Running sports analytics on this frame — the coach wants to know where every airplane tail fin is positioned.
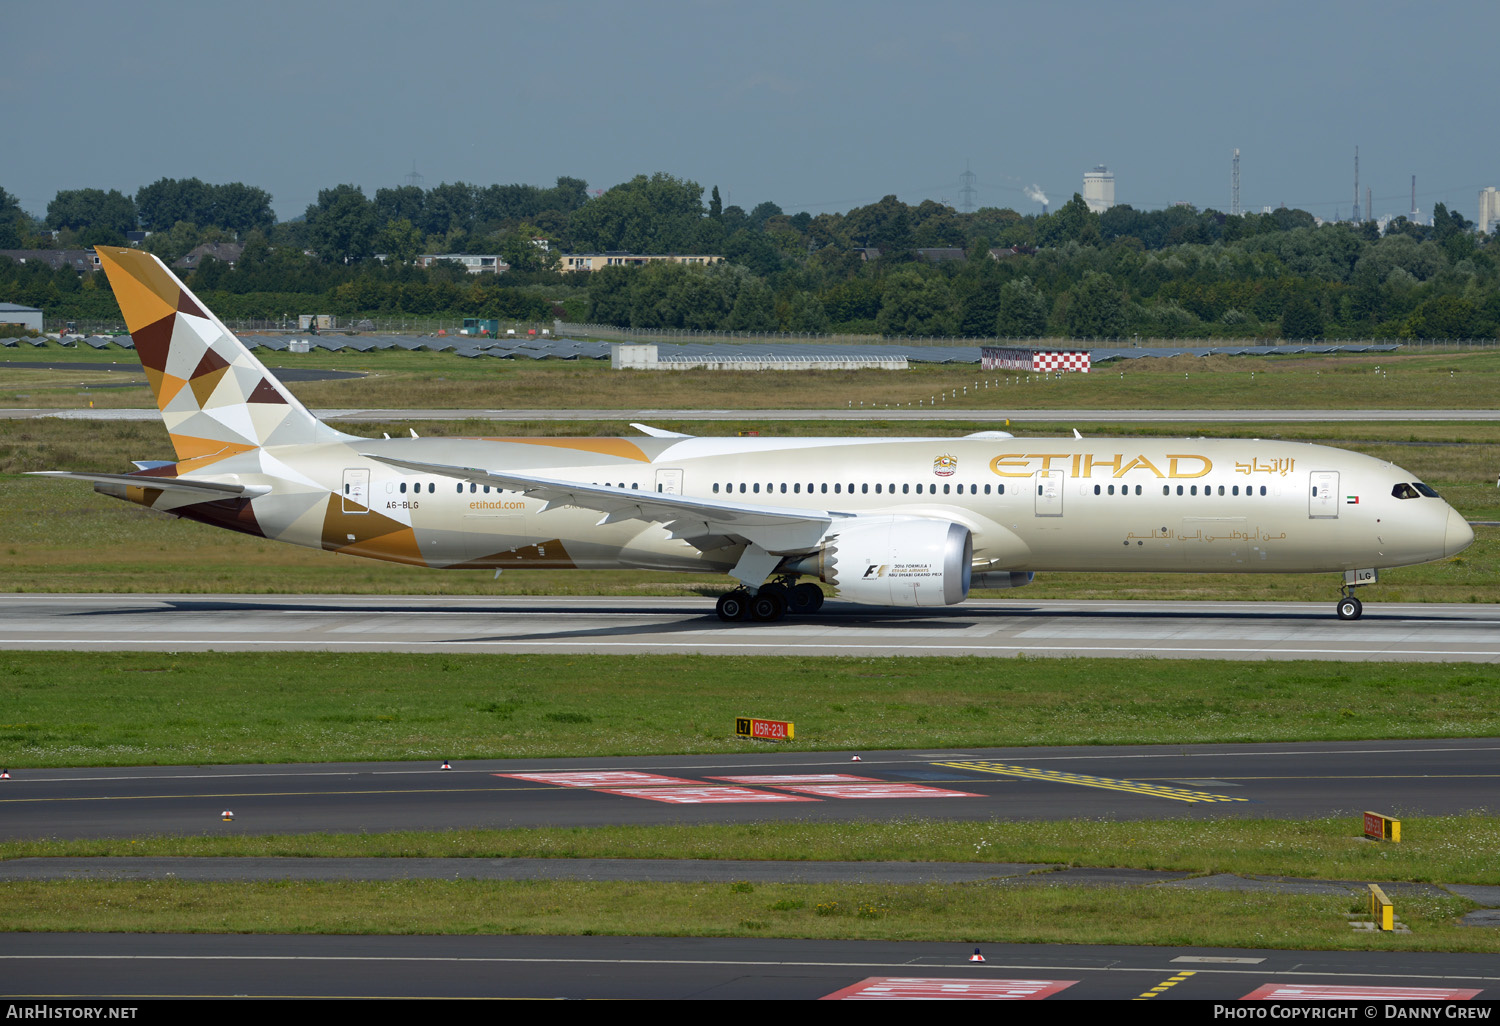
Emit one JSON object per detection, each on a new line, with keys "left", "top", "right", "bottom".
{"left": 95, "top": 246, "right": 351, "bottom": 467}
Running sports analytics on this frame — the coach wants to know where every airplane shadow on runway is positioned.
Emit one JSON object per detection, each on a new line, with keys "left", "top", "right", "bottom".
{"left": 478, "top": 614, "right": 987, "bottom": 643}
{"left": 71, "top": 598, "right": 1476, "bottom": 628}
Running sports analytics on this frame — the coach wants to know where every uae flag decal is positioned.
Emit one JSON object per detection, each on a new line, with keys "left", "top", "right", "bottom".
{"left": 1346, "top": 495, "right": 1360, "bottom": 504}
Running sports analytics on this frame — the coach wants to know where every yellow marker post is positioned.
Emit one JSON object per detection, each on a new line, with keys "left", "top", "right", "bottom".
{"left": 1363, "top": 811, "right": 1400, "bottom": 842}
{"left": 1368, "top": 884, "right": 1394, "bottom": 932}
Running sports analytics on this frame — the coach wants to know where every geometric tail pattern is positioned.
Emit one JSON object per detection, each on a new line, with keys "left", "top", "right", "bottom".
{"left": 95, "top": 246, "right": 351, "bottom": 468}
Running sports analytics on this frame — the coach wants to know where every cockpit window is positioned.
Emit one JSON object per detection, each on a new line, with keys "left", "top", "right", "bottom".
{"left": 1391, "top": 483, "right": 1420, "bottom": 500}
{"left": 1413, "top": 482, "right": 1441, "bottom": 498}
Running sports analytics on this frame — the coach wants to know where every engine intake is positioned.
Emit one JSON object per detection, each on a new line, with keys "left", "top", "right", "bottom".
{"left": 788, "top": 517, "right": 972, "bottom": 607}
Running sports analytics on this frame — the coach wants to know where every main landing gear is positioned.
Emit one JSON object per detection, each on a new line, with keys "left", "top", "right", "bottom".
{"left": 715, "top": 578, "right": 825, "bottom": 623}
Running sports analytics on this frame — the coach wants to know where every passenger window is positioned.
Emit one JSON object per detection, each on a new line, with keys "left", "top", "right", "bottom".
{"left": 753, "top": 483, "right": 760, "bottom": 493}
{"left": 1217, "top": 485, "right": 1224, "bottom": 496}
{"left": 943, "top": 483, "right": 950, "bottom": 494}
{"left": 903, "top": 484, "right": 910, "bottom": 494}
{"left": 861, "top": 483, "right": 868, "bottom": 494}
{"left": 400, "top": 482, "right": 407, "bottom": 494}
{"left": 1190, "top": 485, "right": 1197, "bottom": 496}
{"left": 1094, "top": 485, "right": 1101, "bottom": 495}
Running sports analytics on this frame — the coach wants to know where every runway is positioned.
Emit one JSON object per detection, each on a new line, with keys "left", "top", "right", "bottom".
{"left": 5, "top": 934, "right": 1497, "bottom": 1000}
{"left": 1, "top": 594, "right": 1496, "bottom": 661}
{"left": 4, "top": 739, "right": 1496, "bottom": 840}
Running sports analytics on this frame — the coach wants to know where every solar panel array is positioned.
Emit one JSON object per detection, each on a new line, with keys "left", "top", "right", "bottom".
{"left": 3, "top": 334, "right": 1405, "bottom": 363}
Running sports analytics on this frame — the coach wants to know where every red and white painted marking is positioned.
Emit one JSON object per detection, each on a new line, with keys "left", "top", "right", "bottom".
{"left": 596, "top": 786, "right": 820, "bottom": 804}
{"left": 1243, "top": 984, "right": 1483, "bottom": 1001}
{"left": 772, "top": 783, "right": 983, "bottom": 799}
{"left": 822, "top": 977, "right": 1078, "bottom": 1000}
{"left": 707, "top": 774, "right": 880, "bottom": 784}
{"left": 493, "top": 771, "right": 700, "bottom": 788}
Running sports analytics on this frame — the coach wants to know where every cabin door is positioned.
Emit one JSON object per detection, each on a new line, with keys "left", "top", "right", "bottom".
{"left": 1034, "top": 469, "right": 1064, "bottom": 516}
{"left": 342, "top": 468, "right": 369, "bottom": 513}
{"left": 1309, "top": 471, "right": 1340, "bottom": 519}
{"left": 655, "top": 469, "right": 684, "bottom": 494}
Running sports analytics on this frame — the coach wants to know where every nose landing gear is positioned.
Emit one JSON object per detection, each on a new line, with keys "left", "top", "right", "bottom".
{"left": 1335, "top": 568, "right": 1376, "bottom": 621}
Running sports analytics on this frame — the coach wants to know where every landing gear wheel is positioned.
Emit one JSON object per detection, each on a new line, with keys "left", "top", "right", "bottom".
{"left": 757, "top": 582, "right": 790, "bottom": 608}
{"left": 749, "top": 590, "right": 787, "bottom": 622}
{"left": 1337, "top": 596, "right": 1362, "bottom": 621}
{"left": 790, "top": 582, "right": 825, "bottom": 615}
{"left": 716, "top": 590, "right": 750, "bottom": 622}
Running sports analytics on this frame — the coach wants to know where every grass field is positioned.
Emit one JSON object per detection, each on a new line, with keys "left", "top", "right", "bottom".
{"left": 2, "top": 879, "right": 1491, "bottom": 951}
{"left": 5, "top": 339, "right": 1500, "bottom": 411}
{"left": 3, "top": 652, "right": 1496, "bottom": 767}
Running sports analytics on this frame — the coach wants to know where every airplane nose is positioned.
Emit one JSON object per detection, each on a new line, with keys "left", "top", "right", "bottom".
{"left": 1445, "top": 507, "right": 1475, "bottom": 557}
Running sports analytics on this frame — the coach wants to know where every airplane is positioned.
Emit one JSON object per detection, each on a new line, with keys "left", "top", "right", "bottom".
{"left": 31, "top": 247, "right": 1475, "bottom": 623}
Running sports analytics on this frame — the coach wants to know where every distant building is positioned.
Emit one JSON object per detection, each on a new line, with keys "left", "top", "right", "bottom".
{"left": 1480, "top": 187, "right": 1500, "bottom": 235}
{"left": 0, "top": 302, "right": 43, "bottom": 332}
{"left": 174, "top": 242, "right": 244, "bottom": 270}
{"left": 1083, "top": 165, "right": 1116, "bottom": 214}
{"left": 418, "top": 254, "right": 508, "bottom": 274}
{"left": 557, "top": 253, "right": 725, "bottom": 272}
{"left": 914, "top": 247, "right": 967, "bottom": 263}
{"left": 0, "top": 249, "right": 101, "bottom": 272}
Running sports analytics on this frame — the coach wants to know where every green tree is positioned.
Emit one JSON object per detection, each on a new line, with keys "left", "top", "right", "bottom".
{"left": 1065, "top": 271, "right": 1125, "bottom": 338}
{"left": 45, "top": 189, "right": 137, "bottom": 235}
{"left": 306, "top": 185, "right": 379, "bottom": 264}
{"left": 996, "top": 276, "right": 1048, "bottom": 337}
{"left": 1279, "top": 294, "right": 1324, "bottom": 339}
{"left": 378, "top": 218, "right": 424, "bottom": 265}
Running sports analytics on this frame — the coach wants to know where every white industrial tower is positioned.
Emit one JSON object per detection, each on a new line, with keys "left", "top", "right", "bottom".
{"left": 1231, "top": 149, "right": 1241, "bottom": 216}
{"left": 1083, "top": 165, "right": 1115, "bottom": 214}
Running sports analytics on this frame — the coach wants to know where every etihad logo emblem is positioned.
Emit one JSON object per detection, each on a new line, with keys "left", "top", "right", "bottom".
{"left": 933, "top": 454, "right": 957, "bottom": 477}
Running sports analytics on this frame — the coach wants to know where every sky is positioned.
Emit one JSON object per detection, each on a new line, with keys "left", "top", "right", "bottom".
{"left": 7, "top": 0, "right": 1498, "bottom": 226}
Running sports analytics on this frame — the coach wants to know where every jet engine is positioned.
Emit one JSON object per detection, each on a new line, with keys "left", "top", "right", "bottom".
{"left": 786, "top": 517, "right": 972, "bottom": 607}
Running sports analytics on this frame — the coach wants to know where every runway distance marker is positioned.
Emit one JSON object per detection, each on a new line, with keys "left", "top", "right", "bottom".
{"left": 1242, "top": 984, "right": 1482, "bottom": 1000}
{"left": 821, "top": 977, "right": 1078, "bottom": 1000}
{"left": 597, "top": 786, "right": 818, "bottom": 804}
{"left": 934, "top": 761, "right": 1250, "bottom": 803}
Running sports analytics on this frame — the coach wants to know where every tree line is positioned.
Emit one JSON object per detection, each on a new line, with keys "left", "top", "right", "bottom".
{"left": 2, "top": 175, "right": 1498, "bottom": 339}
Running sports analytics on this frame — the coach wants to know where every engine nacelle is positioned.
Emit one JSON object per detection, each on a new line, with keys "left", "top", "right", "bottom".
{"left": 787, "top": 517, "right": 972, "bottom": 607}
{"left": 971, "top": 571, "right": 1034, "bottom": 590}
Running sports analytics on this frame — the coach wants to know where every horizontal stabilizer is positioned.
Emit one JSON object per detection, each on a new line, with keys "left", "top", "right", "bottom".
{"left": 629, "top": 423, "right": 694, "bottom": 438}
{"left": 27, "top": 470, "right": 267, "bottom": 498}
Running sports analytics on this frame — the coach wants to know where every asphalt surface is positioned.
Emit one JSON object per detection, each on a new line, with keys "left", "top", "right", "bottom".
{"left": 3, "top": 934, "right": 1497, "bottom": 1000}
{"left": 4, "top": 739, "right": 1497, "bottom": 840}
{"left": 3, "top": 594, "right": 1497, "bottom": 661}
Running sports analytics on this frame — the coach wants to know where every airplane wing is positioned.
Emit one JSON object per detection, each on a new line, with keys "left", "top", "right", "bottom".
{"left": 363, "top": 454, "right": 846, "bottom": 554}
{"left": 27, "top": 471, "right": 268, "bottom": 498}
